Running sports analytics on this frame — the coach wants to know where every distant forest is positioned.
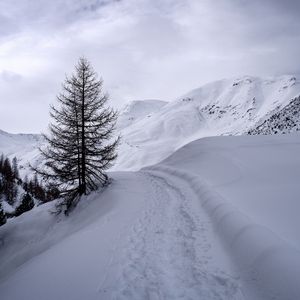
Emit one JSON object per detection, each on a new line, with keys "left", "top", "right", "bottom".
{"left": 0, "top": 154, "right": 59, "bottom": 226}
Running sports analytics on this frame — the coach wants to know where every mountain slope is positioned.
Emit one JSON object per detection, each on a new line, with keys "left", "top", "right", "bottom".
{"left": 114, "top": 75, "right": 300, "bottom": 170}
{"left": 117, "top": 99, "right": 168, "bottom": 129}
{"left": 0, "top": 130, "right": 43, "bottom": 177}
{"left": 248, "top": 95, "right": 300, "bottom": 135}
{"left": 2, "top": 75, "right": 300, "bottom": 172}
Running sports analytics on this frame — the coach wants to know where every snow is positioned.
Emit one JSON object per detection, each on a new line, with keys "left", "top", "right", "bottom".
{"left": 0, "top": 129, "right": 43, "bottom": 178}
{"left": 148, "top": 133, "right": 300, "bottom": 299}
{"left": 2, "top": 75, "right": 300, "bottom": 173}
{"left": 249, "top": 95, "right": 300, "bottom": 134}
{"left": 0, "top": 173, "right": 148, "bottom": 294}
{"left": 113, "top": 75, "right": 300, "bottom": 170}
{"left": 1, "top": 75, "right": 300, "bottom": 299}
{"left": 161, "top": 134, "right": 300, "bottom": 249}
{"left": 0, "top": 171, "right": 243, "bottom": 300}
{"left": 117, "top": 99, "right": 168, "bottom": 129}
{"left": 1, "top": 133, "right": 300, "bottom": 299}
{"left": 108, "top": 171, "right": 242, "bottom": 299}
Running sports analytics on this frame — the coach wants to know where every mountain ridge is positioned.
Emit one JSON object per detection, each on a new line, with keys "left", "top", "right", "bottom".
{"left": 115, "top": 74, "right": 300, "bottom": 169}
{"left": 1, "top": 75, "right": 300, "bottom": 172}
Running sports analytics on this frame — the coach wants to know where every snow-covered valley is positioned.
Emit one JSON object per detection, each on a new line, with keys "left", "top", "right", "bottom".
{"left": 1, "top": 76, "right": 300, "bottom": 299}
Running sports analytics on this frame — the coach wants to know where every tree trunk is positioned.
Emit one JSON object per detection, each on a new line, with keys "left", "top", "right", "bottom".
{"left": 81, "top": 69, "right": 86, "bottom": 195}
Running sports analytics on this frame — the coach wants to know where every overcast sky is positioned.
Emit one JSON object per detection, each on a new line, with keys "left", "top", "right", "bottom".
{"left": 1, "top": 0, "right": 300, "bottom": 133}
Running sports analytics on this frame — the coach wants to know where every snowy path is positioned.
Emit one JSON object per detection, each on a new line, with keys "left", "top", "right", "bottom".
{"left": 0, "top": 170, "right": 244, "bottom": 300}
{"left": 2, "top": 133, "right": 300, "bottom": 300}
{"left": 101, "top": 170, "right": 243, "bottom": 299}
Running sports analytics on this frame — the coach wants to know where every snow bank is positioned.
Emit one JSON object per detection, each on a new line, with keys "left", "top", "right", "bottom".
{"left": 0, "top": 182, "right": 122, "bottom": 283}
{"left": 146, "top": 165, "right": 300, "bottom": 300}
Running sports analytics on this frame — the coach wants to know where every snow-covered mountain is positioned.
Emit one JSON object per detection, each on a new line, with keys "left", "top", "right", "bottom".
{"left": 2, "top": 76, "right": 300, "bottom": 300}
{"left": 0, "top": 130, "right": 42, "bottom": 156}
{"left": 117, "top": 99, "right": 168, "bottom": 129}
{"left": 1, "top": 75, "right": 300, "bottom": 171}
{"left": 248, "top": 95, "right": 300, "bottom": 135}
{"left": 0, "top": 130, "right": 43, "bottom": 177}
{"left": 115, "top": 75, "right": 300, "bottom": 170}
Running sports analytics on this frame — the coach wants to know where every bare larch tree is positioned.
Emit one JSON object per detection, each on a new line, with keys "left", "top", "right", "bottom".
{"left": 36, "top": 57, "right": 119, "bottom": 213}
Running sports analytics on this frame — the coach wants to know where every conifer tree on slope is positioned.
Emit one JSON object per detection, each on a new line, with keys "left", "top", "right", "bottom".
{"left": 12, "top": 157, "right": 19, "bottom": 181}
{"left": 36, "top": 57, "right": 119, "bottom": 213}
{"left": 0, "top": 202, "right": 6, "bottom": 226}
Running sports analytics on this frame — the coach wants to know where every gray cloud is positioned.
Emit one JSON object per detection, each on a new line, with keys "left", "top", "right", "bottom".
{"left": 0, "top": 0, "right": 300, "bottom": 133}
{"left": 0, "top": 70, "right": 22, "bottom": 82}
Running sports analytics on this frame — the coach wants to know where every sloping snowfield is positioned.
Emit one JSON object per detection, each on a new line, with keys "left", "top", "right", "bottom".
{"left": 1, "top": 133, "right": 300, "bottom": 299}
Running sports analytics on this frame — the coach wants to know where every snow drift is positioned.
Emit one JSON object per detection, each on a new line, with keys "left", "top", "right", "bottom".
{"left": 147, "top": 165, "right": 300, "bottom": 300}
{"left": 147, "top": 133, "right": 300, "bottom": 299}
